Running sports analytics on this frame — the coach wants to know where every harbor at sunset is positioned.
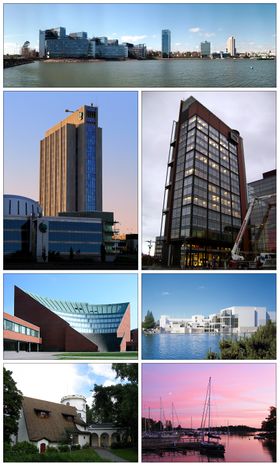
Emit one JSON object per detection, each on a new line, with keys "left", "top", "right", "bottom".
{"left": 142, "top": 363, "right": 276, "bottom": 462}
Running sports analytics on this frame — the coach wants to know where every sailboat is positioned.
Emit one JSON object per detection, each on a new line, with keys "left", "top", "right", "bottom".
{"left": 199, "top": 377, "right": 225, "bottom": 455}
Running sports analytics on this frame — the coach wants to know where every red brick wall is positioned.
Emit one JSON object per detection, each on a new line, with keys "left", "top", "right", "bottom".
{"left": 117, "top": 304, "right": 131, "bottom": 352}
{"left": 14, "top": 287, "right": 97, "bottom": 352}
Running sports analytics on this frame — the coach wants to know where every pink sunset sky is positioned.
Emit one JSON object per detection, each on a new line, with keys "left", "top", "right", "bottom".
{"left": 142, "top": 363, "right": 276, "bottom": 429}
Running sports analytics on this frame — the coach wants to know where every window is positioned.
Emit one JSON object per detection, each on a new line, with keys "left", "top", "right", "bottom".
{"left": 197, "top": 117, "right": 208, "bottom": 134}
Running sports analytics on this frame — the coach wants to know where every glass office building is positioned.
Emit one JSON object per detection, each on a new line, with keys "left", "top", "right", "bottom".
{"left": 160, "top": 96, "right": 248, "bottom": 268}
{"left": 248, "top": 170, "right": 276, "bottom": 254}
{"left": 3, "top": 196, "right": 115, "bottom": 264}
{"left": 162, "top": 29, "right": 171, "bottom": 57}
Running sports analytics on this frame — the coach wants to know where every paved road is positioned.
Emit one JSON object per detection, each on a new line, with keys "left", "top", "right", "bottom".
{"left": 4, "top": 351, "right": 62, "bottom": 360}
{"left": 94, "top": 447, "right": 129, "bottom": 462}
{"left": 3, "top": 352, "right": 136, "bottom": 361}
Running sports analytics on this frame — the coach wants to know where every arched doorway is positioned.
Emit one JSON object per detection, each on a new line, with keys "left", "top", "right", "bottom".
{"left": 111, "top": 432, "right": 120, "bottom": 445}
{"left": 100, "top": 432, "right": 109, "bottom": 447}
{"left": 40, "top": 443, "right": 46, "bottom": 453}
{"left": 91, "top": 433, "right": 99, "bottom": 447}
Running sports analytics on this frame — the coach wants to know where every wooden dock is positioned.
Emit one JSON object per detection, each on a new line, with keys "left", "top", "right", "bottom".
{"left": 142, "top": 437, "right": 201, "bottom": 452}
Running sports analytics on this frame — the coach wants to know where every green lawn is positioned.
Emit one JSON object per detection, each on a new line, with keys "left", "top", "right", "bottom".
{"left": 110, "top": 448, "right": 138, "bottom": 462}
{"left": 55, "top": 352, "right": 138, "bottom": 360}
{"left": 5, "top": 448, "right": 106, "bottom": 462}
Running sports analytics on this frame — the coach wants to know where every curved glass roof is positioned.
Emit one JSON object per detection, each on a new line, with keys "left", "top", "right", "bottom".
{"left": 27, "top": 292, "right": 129, "bottom": 334}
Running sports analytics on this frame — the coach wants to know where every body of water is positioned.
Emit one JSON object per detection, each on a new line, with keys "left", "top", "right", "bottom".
{"left": 4, "top": 59, "right": 276, "bottom": 87}
{"left": 142, "top": 333, "right": 233, "bottom": 360}
{"left": 143, "top": 434, "right": 276, "bottom": 462}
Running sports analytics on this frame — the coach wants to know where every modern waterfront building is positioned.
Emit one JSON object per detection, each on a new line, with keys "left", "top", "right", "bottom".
{"left": 122, "top": 42, "right": 147, "bottom": 59}
{"left": 160, "top": 96, "right": 248, "bottom": 268}
{"left": 162, "top": 29, "right": 171, "bottom": 58}
{"left": 14, "top": 394, "right": 124, "bottom": 452}
{"left": 248, "top": 170, "right": 276, "bottom": 254}
{"left": 14, "top": 286, "right": 131, "bottom": 352}
{"left": 39, "top": 27, "right": 128, "bottom": 59}
{"left": 160, "top": 306, "right": 274, "bottom": 334}
{"left": 200, "top": 41, "right": 211, "bottom": 57}
{"left": 39, "top": 27, "right": 89, "bottom": 58}
{"left": 40, "top": 104, "right": 102, "bottom": 217}
{"left": 3, "top": 312, "right": 42, "bottom": 351}
{"left": 226, "top": 36, "right": 236, "bottom": 56}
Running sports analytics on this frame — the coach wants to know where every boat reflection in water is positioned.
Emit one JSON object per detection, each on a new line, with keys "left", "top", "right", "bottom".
{"left": 142, "top": 434, "right": 276, "bottom": 462}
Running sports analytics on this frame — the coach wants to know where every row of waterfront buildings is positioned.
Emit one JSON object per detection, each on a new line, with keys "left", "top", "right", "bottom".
{"left": 162, "top": 31, "right": 239, "bottom": 59}
{"left": 154, "top": 97, "right": 276, "bottom": 268}
{"left": 39, "top": 28, "right": 273, "bottom": 60}
{"left": 39, "top": 26, "right": 146, "bottom": 59}
{"left": 159, "top": 307, "right": 275, "bottom": 334}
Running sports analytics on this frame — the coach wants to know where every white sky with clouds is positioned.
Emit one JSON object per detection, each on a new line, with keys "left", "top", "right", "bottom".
{"left": 5, "top": 363, "right": 118, "bottom": 407}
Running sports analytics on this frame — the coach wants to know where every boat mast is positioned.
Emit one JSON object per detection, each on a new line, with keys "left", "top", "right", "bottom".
{"left": 208, "top": 376, "right": 211, "bottom": 436}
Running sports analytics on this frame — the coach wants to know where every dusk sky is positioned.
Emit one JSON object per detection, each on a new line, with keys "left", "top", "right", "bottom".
{"left": 4, "top": 91, "right": 137, "bottom": 235}
{"left": 5, "top": 363, "right": 130, "bottom": 408}
{"left": 142, "top": 273, "right": 276, "bottom": 320}
{"left": 142, "top": 363, "right": 276, "bottom": 428}
{"left": 4, "top": 273, "right": 138, "bottom": 329}
{"left": 4, "top": 3, "right": 276, "bottom": 54}
{"left": 142, "top": 91, "right": 276, "bottom": 253}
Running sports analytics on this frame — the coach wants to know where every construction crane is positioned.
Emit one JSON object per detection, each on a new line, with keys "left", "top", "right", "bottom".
{"left": 231, "top": 193, "right": 276, "bottom": 262}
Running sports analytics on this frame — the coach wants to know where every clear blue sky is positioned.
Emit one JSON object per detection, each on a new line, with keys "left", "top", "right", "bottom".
{"left": 142, "top": 273, "right": 276, "bottom": 319}
{"left": 4, "top": 273, "right": 138, "bottom": 329}
{"left": 4, "top": 91, "right": 137, "bottom": 235}
{"left": 4, "top": 3, "right": 276, "bottom": 54}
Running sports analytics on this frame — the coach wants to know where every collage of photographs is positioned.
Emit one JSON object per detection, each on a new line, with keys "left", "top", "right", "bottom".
{"left": 2, "top": 1, "right": 277, "bottom": 464}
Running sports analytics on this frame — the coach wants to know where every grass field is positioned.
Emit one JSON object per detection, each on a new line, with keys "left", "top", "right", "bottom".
{"left": 5, "top": 448, "right": 106, "bottom": 462}
{"left": 110, "top": 448, "right": 138, "bottom": 462}
{"left": 55, "top": 351, "right": 138, "bottom": 360}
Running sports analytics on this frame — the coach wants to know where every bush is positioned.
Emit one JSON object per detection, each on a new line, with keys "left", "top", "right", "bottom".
{"left": 4, "top": 442, "right": 12, "bottom": 453}
{"left": 70, "top": 444, "right": 81, "bottom": 451}
{"left": 58, "top": 444, "right": 69, "bottom": 452}
{"left": 46, "top": 446, "right": 58, "bottom": 453}
{"left": 12, "top": 441, "right": 38, "bottom": 454}
{"left": 82, "top": 442, "right": 90, "bottom": 449}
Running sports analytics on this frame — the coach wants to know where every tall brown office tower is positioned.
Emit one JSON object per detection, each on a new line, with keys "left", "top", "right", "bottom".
{"left": 160, "top": 96, "right": 248, "bottom": 268}
{"left": 40, "top": 105, "right": 102, "bottom": 216}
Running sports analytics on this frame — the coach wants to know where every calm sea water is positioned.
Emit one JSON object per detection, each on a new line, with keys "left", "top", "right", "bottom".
{"left": 4, "top": 59, "right": 276, "bottom": 87}
{"left": 143, "top": 434, "right": 276, "bottom": 462}
{"left": 142, "top": 333, "right": 230, "bottom": 360}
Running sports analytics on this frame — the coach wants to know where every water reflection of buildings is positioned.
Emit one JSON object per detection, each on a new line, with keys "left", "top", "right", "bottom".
{"left": 159, "top": 306, "right": 275, "bottom": 334}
